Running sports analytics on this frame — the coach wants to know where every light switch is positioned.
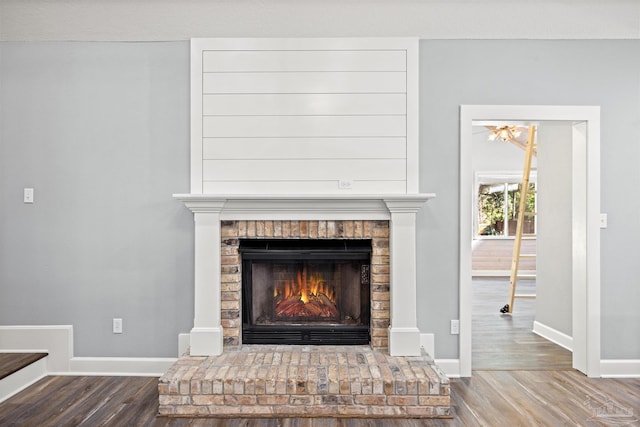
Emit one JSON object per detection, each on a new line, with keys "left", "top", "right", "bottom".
{"left": 24, "top": 188, "right": 34, "bottom": 204}
{"left": 600, "top": 213, "right": 608, "bottom": 229}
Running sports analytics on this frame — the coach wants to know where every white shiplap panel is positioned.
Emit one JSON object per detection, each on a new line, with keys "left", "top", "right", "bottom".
{"left": 202, "top": 159, "right": 406, "bottom": 181}
{"left": 203, "top": 137, "right": 406, "bottom": 160}
{"left": 202, "top": 72, "right": 406, "bottom": 94}
{"left": 203, "top": 116, "right": 406, "bottom": 138}
{"left": 203, "top": 94, "right": 406, "bottom": 116}
{"left": 202, "top": 50, "right": 406, "bottom": 73}
{"left": 203, "top": 180, "right": 406, "bottom": 195}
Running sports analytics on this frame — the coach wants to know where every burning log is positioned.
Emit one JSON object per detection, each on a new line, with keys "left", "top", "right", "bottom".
{"left": 275, "top": 292, "right": 339, "bottom": 319}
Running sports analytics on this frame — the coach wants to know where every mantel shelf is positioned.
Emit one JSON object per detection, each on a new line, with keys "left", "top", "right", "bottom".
{"left": 173, "top": 193, "right": 436, "bottom": 220}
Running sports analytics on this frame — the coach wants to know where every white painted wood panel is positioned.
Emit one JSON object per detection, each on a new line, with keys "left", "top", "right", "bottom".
{"left": 202, "top": 72, "right": 406, "bottom": 94}
{"left": 202, "top": 50, "right": 406, "bottom": 72}
{"left": 191, "top": 38, "right": 418, "bottom": 195}
{"left": 203, "top": 159, "right": 406, "bottom": 181}
{"left": 202, "top": 180, "right": 406, "bottom": 195}
{"left": 203, "top": 116, "right": 406, "bottom": 138}
{"left": 202, "top": 94, "right": 406, "bottom": 116}
{"left": 203, "top": 137, "right": 406, "bottom": 160}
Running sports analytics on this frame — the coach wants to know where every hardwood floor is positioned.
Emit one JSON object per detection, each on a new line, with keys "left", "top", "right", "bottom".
{"left": 0, "top": 278, "right": 634, "bottom": 425}
{"left": 0, "top": 353, "right": 47, "bottom": 380}
{"left": 1, "top": 373, "right": 638, "bottom": 426}
{"left": 472, "top": 278, "right": 572, "bottom": 370}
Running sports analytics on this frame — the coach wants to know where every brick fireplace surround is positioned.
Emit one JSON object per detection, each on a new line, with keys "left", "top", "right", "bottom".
{"left": 220, "top": 219, "right": 391, "bottom": 349}
{"left": 159, "top": 195, "right": 450, "bottom": 418}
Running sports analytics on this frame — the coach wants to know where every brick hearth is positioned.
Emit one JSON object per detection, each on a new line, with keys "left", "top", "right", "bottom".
{"left": 159, "top": 345, "right": 450, "bottom": 418}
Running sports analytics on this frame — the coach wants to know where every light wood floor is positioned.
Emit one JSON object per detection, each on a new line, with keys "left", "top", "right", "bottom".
{"left": 472, "top": 278, "right": 572, "bottom": 370}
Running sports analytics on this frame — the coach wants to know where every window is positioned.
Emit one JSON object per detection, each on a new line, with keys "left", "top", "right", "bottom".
{"left": 475, "top": 174, "right": 536, "bottom": 238}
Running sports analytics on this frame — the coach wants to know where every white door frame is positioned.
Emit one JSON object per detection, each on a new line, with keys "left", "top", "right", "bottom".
{"left": 459, "top": 105, "right": 601, "bottom": 377}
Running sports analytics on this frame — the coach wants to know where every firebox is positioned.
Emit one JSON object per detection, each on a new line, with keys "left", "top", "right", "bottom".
{"left": 240, "top": 239, "right": 371, "bottom": 345}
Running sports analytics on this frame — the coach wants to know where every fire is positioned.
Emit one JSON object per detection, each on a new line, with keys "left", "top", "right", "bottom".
{"left": 274, "top": 266, "right": 339, "bottom": 319}
{"left": 283, "top": 270, "right": 334, "bottom": 304}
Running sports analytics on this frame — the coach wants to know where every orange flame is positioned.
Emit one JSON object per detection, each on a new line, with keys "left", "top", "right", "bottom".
{"left": 279, "top": 268, "right": 335, "bottom": 305}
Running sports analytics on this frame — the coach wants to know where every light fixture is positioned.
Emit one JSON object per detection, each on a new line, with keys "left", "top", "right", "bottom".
{"left": 488, "top": 125, "right": 522, "bottom": 142}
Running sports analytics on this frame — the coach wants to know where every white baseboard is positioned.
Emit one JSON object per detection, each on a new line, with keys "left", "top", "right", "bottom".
{"left": 434, "top": 359, "right": 461, "bottom": 378}
{"left": 0, "top": 325, "right": 180, "bottom": 376}
{"left": 532, "top": 321, "right": 573, "bottom": 351}
{"left": 0, "top": 325, "right": 73, "bottom": 372}
{"left": 600, "top": 360, "right": 640, "bottom": 378}
{"left": 66, "top": 357, "right": 177, "bottom": 376}
{"left": 0, "top": 357, "right": 47, "bottom": 403}
{"left": 178, "top": 333, "right": 190, "bottom": 356}
{"left": 419, "top": 333, "right": 435, "bottom": 358}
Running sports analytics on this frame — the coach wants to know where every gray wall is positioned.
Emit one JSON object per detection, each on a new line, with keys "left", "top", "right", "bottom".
{"left": 418, "top": 40, "right": 640, "bottom": 360}
{"left": 2, "top": 39, "right": 639, "bottom": 360}
{"left": 0, "top": 42, "right": 194, "bottom": 357}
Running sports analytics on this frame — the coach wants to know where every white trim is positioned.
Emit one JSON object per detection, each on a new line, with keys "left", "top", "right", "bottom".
{"left": 0, "top": 325, "right": 73, "bottom": 373}
{"left": 420, "top": 333, "right": 435, "bottom": 358}
{"left": 0, "top": 357, "right": 47, "bottom": 403}
{"left": 0, "top": 326, "right": 182, "bottom": 377}
{"left": 173, "top": 193, "right": 435, "bottom": 220}
{"left": 190, "top": 39, "right": 204, "bottom": 193}
{"left": 459, "top": 105, "right": 601, "bottom": 378}
{"left": 405, "top": 39, "right": 419, "bottom": 193}
{"left": 388, "top": 327, "right": 421, "bottom": 357}
{"left": 434, "top": 359, "right": 460, "bottom": 378}
{"left": 600, "top": 360, "right": 640, "bottom": 378}
{"left": 66, "top": 357, "right": 177, "bottom": 376}
{"left": 178, "top": 333, "right": 191, "bottom": 356}
{"left": 532, "top": 321, "right": 574, "bottom": 351}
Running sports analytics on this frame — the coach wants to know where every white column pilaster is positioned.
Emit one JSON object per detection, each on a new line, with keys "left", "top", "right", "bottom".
{"left": 384, "top": 198, "right": 426, "bottom": 356}
{"left": 189, "top": 200, "right": 226, "bottom": 356}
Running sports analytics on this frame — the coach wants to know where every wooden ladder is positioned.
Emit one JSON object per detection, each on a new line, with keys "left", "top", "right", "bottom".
{"left": 501, "top": 125, "right": 537, "bottom": 314}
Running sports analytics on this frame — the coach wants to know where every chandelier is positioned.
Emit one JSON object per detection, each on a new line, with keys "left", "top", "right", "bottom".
{"left": 488, "top": 125, "right": 522, "bottom": 142}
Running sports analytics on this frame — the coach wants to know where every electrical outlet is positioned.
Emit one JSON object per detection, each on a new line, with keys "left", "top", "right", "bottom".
{"left": 450, "top": 319, "right": 460, "bottom": 335}
{"left": 113, "top": 318, "right": 123, "bottom": 334}
{"left": 24, "top": 188, "right": 34, "bottom": 204}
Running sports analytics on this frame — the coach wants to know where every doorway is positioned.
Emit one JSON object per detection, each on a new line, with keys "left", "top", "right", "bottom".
{"left": 471, "top": 122, "right": 572, "bottom": 370}
{"left": 459, "top": 105, "right": 601, "bottom": 377}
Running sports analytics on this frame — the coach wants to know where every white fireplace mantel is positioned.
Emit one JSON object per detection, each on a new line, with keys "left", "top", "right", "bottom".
{"left": 175, "top": 193, "right": 435, "bottom": 357}
{"left": 173, "top": 193, "right": 434, "bottom": 219}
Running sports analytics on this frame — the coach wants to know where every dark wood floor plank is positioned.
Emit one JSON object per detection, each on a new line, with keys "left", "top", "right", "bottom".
{"left": 0, "top": 352, "right": 48, "bottom": 380}
{"left": 0, "top": 375, "right": 79, "bottom": 425}
{"left": 77, "top": 376, "right": 159, "bottom": 427}
{"left": 1, "top": 372, "right": 639, "bottom": 425}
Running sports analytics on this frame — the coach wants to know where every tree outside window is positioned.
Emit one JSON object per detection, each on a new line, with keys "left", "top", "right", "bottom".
{"left": 477, "top": 182, "right": 535, "bottom": 237}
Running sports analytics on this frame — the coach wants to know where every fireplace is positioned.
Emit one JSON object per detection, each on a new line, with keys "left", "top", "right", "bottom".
{"left": 240, "top": 239, "right": 371, "bottom": 345}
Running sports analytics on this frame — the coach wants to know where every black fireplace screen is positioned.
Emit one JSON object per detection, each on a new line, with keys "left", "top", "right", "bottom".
{"left": 240, "top": 239, "right": 371, "bottom": 345}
